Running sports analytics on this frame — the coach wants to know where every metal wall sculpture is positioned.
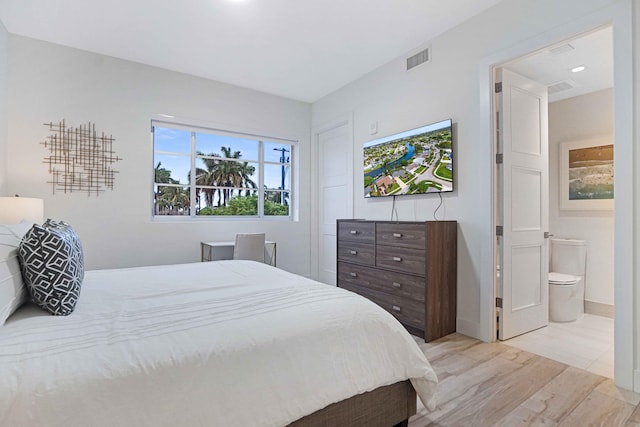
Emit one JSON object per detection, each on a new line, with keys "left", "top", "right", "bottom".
{"left": 42, "top": 120, "right": 122, "bottom": 196}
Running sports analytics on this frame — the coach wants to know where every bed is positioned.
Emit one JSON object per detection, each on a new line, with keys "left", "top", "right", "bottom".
{"left": 0, "top": 258, "right": 437, "bottom": 426}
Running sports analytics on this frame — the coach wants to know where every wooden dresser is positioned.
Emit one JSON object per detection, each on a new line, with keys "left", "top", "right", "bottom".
{"left": 336, "top": 219, "right": 457, "bottom": 342}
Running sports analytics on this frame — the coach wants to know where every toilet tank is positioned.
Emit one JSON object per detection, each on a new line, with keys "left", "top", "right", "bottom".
{"left": 550, "top": 238, "right": 587, "bottom": 276}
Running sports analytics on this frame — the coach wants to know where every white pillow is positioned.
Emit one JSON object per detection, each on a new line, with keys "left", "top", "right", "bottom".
{"left": 0, "top": 221, "right": 35, "bottom": 325}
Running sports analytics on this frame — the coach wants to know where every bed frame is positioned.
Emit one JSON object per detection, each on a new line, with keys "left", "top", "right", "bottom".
{"left": 289, "top": 380, "right": 417, "bottom": 427}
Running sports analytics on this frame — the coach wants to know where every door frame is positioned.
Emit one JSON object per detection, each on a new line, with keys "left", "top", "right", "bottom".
{"left": 310, "top": 113, "right": 354, "bottom": 282}
{"left": 483, "top": 1, "right": 634, "bottom": 391}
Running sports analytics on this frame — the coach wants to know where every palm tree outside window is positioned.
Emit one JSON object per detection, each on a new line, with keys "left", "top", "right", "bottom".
{"left": 152, "top": 121, "right": 293, "bottom": 218}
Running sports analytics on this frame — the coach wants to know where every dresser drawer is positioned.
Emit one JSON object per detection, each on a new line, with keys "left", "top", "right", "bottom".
{"left": 337, "top": 262, "right": 425, "bottom": 302}
{"left": 338, "top": 221, "right": 375, "bottom": 244}
{"left": 340, "top": 282, "right": 424, "bottom": 330}
{"left": 377, "top": 223, "right": 426, "bottom": 250}
{"left": 337, "top": 242, "right": 375, "bottom": 266}
{"left": 376, "top": 245, "right": 426, "bottom": 276}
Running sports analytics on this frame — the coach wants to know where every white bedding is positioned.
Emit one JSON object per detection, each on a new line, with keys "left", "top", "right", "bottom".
{"left": 0, "top": 260, "right": 437, "bottom": 427}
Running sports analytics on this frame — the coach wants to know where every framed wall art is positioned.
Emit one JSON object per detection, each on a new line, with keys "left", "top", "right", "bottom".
{"left": 559, "top": 137, "right": 613, "bottom": 211}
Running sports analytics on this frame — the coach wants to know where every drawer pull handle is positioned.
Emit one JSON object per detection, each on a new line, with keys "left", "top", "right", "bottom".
{"left": 392, "top": 305, "right": 401, "bottom": 312}
{"left": 392, "top": 282, "right": 401, "bottom": 288}
{"left": 350, "top": 250, "right": 357, "bottom": 255}
{"left": 349, "top": 230, "right": 358, "bottom": 235}
{"left": 393, "top": 233, "right": 402, "bottom": 238}
{"left": 350, "top": 272, "right": 357, "bottom": 277}
{"left": 393, "top": 256, "right": 402, "bottom": 262}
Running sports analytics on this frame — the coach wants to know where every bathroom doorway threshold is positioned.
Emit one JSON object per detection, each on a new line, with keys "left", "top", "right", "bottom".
{"left": 504, "top": 314, "right": 613, "bottom": 378}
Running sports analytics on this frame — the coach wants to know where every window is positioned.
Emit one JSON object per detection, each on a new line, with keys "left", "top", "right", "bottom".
{"left": 152, "top": 121, "right": 293, "bottom": 218}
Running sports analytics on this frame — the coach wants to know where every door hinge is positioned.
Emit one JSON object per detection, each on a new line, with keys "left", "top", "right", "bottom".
{"left": 496, "top": 225, "right": 503, "bottom": 236}
{"left": 496, "top": 153, "right": 503, "bottom": 164}
{"left": 495, "top": 82, "right": 503, "bottom": 93}
{"left": 496, "top": 297, "right": 503, "bottom": 308}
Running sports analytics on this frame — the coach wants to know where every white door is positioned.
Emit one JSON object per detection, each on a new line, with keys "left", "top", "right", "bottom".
{"left": 316, "top": 119, "right": 353, "bottom": 285}
{"left": 497, "top": 68, "right": 549, "bottom": 340}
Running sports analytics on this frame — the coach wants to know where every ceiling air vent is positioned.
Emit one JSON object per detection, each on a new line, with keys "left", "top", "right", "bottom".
{"left": 548, "top": 43, "right": 575, "bottom": 56}
{"left": 548, "top": 80, "right": 575, "bottom": 95}
{"left": 406, "top": 47, "right": 431, "bottom": 70}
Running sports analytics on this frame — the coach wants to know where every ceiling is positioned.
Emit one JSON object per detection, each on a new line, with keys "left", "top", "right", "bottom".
{"left": 0, "top": 1, "right": 612, "bottom": 104}
{"left": 0, "top": 0, "right": 505, "bottom": 103}
{"left": 506, "top": 26, "right": 613, "bottom": 103}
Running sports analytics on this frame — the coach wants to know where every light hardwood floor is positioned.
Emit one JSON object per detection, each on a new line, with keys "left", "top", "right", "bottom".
{"left": 409, "top": 333, "right": 640, "bottom": 426}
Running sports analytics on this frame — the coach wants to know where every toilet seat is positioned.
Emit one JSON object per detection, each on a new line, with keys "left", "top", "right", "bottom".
{"left": 549, "top": 272, "right": 579, "bottom": 285}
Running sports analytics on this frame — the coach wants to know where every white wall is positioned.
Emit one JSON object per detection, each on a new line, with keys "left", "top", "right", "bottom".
{"left": 0, "top": 20, "right": 8, "bottom": 194}
{"left": 549, "top": 89, "right": 614, "bottom": 306}
{"left": 6, "top": 35, "right": 312, "bottom": 275}
{"left": 633, "top": 0, "right": 640, "bottom": 393}
{"left": 311, "top": 0, "right": 631, "bottom": 341}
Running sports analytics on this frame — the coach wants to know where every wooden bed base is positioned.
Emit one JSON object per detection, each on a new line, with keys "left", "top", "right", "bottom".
{"left": 288, "top": 380, "right": 417, "bottom": 427}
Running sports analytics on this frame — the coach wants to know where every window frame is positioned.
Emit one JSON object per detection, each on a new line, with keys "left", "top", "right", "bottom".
{"left": 151, "top": 120, "right": 295, "bottom": 221}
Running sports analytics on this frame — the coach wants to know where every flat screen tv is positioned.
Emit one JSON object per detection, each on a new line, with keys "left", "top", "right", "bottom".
{"left": 364, "top": 119, "right": 453, "bottom": 197}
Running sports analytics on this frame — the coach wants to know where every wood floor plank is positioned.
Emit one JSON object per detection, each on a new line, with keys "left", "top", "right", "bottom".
{"left": 493, "top": 405, "right": 559, "bottom": 427}
{"left": 432, "top": 356, "right": 566, "bottom": 426}
{"left": 421, "top": 334, "right": 479, "bottom": 362}
{"left": 629, "top": 403, "right": 640, "bottom": 423}
{"left": 498, "top": 345, "right": 538, "bottom": 365}
{"left": 560, "top": 391, "right": 634, "bottom": 426}
{"left": 428, "top": 352, "right": 481, "bottom": 382}
{"left": 456, "top": 340, "right": 514, "bottom": 362}
{"left": 595, "top": 380, "right": 640, "bottom": 406}
{"left": 432, "top": 351, "right": 523, "bottom": 406}
{"left": 409, "top": 333, "right": 640, "bottom": 427}
{"left": 519, "top": 366, "right": 606, "bottom": 422}
{"left": 414, "top": 355, "right": 524, "bottom": 424}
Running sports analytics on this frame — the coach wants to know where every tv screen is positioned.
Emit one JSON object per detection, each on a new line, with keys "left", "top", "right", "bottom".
{"left": 364, "top": 119, "right": 453, "bottom": 197}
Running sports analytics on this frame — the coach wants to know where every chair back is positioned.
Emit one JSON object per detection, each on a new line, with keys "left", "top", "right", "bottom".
{"left": 233, "top": 233, "right": 266, "bottom": 263}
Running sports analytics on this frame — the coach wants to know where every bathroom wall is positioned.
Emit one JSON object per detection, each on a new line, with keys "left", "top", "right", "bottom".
{"left": 548, "top": 88, "right": 614, "bottom": 311}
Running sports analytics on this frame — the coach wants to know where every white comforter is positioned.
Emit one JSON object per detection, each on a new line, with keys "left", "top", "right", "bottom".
{"left": 0, "top": 260, "right": 437, "bottom": 427}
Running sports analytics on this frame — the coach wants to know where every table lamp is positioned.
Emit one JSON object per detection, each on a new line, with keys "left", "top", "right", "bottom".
{"left": 0, "top": 196, "right": 44, "bottom": 224}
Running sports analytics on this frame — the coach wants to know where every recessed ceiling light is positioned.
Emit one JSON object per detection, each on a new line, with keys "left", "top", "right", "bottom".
{"left": 570, "top": 65, "right": 586, "bottom": 73}
{"left": 157, "top": 114, "right": 175, "bottom": 118}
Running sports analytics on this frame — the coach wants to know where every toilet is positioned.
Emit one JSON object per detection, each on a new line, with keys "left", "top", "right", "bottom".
{"left": 549, "top": 238, "right": 587, "bottom": 322}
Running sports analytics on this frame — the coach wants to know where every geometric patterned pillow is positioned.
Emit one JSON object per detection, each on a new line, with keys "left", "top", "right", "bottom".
{"left": 42, "top": 219, "right": 85, "bottom": 276}
{"left": 18, "top": 219, "right": 84, "bottom": 316}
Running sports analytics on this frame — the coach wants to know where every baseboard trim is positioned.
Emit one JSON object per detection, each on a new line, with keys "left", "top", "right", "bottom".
{"left": 584, "top": 300, "right": 614, "bottom": 319}
{"left": 456, "top": 317, "right": 483, "bottom": 341}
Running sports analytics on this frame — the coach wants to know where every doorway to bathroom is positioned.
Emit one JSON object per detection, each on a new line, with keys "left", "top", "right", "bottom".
{"left": 493, "top": 26, "right": 615, "bottom": 378}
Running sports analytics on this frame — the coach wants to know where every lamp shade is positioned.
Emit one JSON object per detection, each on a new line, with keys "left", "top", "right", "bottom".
{"left": 0, "top": 197, "right": 44, "bottom": 224}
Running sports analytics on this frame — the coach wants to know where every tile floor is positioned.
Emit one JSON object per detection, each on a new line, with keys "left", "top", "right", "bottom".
{"left": 504, "top": 313, "right": 614, "bottom": 378}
